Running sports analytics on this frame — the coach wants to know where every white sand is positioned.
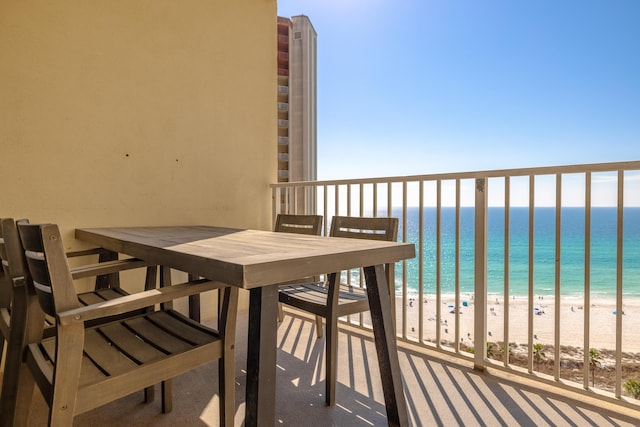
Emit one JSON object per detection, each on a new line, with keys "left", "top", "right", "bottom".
{"left": 396, "top": 293, "right": 640, "bottom": 353}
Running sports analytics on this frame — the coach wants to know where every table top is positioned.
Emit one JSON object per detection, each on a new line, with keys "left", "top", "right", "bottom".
{"left": 76, "top": 226, "right": 416, "bottom": 290}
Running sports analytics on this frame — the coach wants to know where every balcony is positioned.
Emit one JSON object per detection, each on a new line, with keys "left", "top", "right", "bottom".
{"left": 269, "top": 160, "right": 640, "bottom": 421}
{"left": 26, "top": 308, "right": 640, "bottom": 425}
{"left": 278, "top": 85, "right": 289, "bottom": 95}
{"left": 278, "top": 152, "right": 289, "bottom": 162}
{"left": 278, "top": 34, "right": 289, "bottom": 49}
{"left": 278, "top": 51, "right": 289, "bottom": 63}
{"left": 20, "top": 161, "right": 640, "bottom": 425}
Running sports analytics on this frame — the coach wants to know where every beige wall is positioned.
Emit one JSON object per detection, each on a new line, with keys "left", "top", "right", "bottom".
{"left": 0, "top": 0, "right": 277, "bottom": 247}
{"left": 1, "top": 1, "right": 277, "bottom": 311}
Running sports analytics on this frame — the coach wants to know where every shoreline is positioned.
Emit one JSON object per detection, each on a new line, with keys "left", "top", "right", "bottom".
{"left": 397, "top": 293, "right": 640, "bottom": 353}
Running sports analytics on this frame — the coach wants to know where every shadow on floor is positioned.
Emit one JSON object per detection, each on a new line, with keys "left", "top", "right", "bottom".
{"left": 15, "top": 310, "right": 640, "bottom": 426}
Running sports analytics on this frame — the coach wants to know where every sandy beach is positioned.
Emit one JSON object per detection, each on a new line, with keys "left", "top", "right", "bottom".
{"left": 397, "top": 293, "right": 640, "bottom": 353}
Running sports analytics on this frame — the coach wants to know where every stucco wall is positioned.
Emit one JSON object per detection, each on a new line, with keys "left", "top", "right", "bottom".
{"left": 0, "top": 1, "right": 277, "bottom": 309}
{"left": 0, "top": 0, "right": 277, "bottom": 242}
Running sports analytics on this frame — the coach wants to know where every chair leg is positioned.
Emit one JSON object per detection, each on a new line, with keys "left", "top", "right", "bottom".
{"left": 159, "top": 266, "right": 173, "bottom": 310}
{"left": 142, "top": 266, "right": 159, "bottom": 405}
{"left": 7, "top": 355, "right": 36, "bottom": 426}
{"left": 161, "top": 380, "right": 173, "bottom": 413}
{"left": 3, "top": 287, "right": 46, "bottom": 426}
{"left": 277, "top": 302, "right": 284, "bottom": 322}
{"left": 144, "top": 385, "right": 155, "bottom": 403}
{"left": 153, "top": 266, "right": 174, "bottom": 414}
{"left": 219, "top": 352, "right": 235, "bottom": 427}
{"left": 315, "top": 315, "right": 324, "bottom": 338}
{"left": 144, "top": 266, "right": 158, "bottom": 291}
{"left": 49, "top": 325, "right": 84, "bottom": 426}
{"left": 220, "top": 286, "right": 238, "bottom": 427}
{"left": 142, "top": 266, "right": 159, "bottom": 406}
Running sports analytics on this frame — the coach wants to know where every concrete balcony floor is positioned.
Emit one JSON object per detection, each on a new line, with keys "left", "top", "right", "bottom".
{"left": 25, "top": 310, "right": 640, "bottom": 426}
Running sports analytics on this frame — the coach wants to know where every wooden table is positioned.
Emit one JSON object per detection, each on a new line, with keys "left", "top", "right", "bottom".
{"left": 75, "top": 226, "right": 415, "bottom": 426}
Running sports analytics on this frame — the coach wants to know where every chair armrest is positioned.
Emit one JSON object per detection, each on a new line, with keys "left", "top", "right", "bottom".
{"left": 58, "top": 279, "right": 225, "bottom": 326}
{"left": 70, "top": 258, "right": 153, "bottom": 279}
{"left": 65, "top": 247, "right": 111, "bottom": 258}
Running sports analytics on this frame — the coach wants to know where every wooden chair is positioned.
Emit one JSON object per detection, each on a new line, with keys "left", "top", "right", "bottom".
{"left": 278, "top": 216, "right": 398, "bottom": 406}
{"left": 273, "top": 214, "right": 323, "bottom": 328}
{"left": 13, "top": 221, "right": 238, "bottom": 426}
{"left": 0, "top": 217, "right": 161, "bottom": 424}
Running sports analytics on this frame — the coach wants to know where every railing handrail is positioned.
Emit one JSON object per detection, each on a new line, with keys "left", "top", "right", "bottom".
{"left": 270, "top": 160, "right": 640, "bottom": 189}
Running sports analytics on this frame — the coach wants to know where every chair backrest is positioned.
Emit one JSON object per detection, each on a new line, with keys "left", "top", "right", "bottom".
{"left": 329, "top": 216, "right": 398, "bottom": 297}
{"left": 0, "top": 218, "right": 27, "bottom": 309}
{"left": 274, "top": 214, "right": 323, "bottom": 235}
{"left": 17, "top": 221, "right": 81, "bottom": 318}
{"left": 329, "top": 216, "right": 398, "bottom": 242}
{"left": 1, "top": 220, "right": 14, "bottom": 309}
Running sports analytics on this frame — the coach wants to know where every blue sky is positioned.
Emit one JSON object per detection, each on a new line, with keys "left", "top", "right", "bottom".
{"left": 277, "top": 1, "right": 640, "bottom": 181}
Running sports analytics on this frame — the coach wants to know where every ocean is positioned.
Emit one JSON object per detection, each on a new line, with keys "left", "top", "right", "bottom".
{"left": 393, "top": 207, "right": 640, "bottom": 298}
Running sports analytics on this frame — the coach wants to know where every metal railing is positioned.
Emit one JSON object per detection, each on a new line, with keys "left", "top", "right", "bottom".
{"left": 271, "top": 160, "right": 640, "bottom": 405}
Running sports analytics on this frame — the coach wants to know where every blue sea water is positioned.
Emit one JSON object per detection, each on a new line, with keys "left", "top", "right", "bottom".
{"left": 394, "top": 207, "right": 640, "bottom": 298}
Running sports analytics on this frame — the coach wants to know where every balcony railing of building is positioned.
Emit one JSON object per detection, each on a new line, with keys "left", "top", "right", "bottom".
{"left": 271, "top": 160, "right": 640, "bottom": 409}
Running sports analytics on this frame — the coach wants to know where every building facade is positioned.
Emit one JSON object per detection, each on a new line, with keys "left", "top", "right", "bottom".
{"left": 277, "top": 15, "right": 317, "bottom": 189}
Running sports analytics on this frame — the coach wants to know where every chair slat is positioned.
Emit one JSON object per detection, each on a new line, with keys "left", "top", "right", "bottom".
{"left": 77, "top": 292, "right": 107, "bottom": 306}
{"left": 79, "top": 355, "right": 108, "bottom": 387}
{"left": 40, "top": 340, "right": 56, "bottom": 363}
{"left": 83, "top": 329, "right": 140, "bottom": 375}
{"left": 123, "top": 316, "right": 194, "bottom": 354}
{"left": 98, "top": 322, "right": 167, "bottom": 363}
{"left": 274, "top": 214, "right": 323, "bottom": 235}
{"left": 146, "top": 311, "right": 218, "bottom": 346}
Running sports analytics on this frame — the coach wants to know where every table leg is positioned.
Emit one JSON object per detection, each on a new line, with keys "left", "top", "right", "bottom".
{"left": 364, "top": 265, "right": 409, "bottom": 427}
{"left": 245, "top": 285, "right": 278, "bottom": 426}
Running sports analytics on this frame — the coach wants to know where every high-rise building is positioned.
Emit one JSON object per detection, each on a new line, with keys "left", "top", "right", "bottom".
{"left": 277, "top": 15, "right": 317, "bottom": 188}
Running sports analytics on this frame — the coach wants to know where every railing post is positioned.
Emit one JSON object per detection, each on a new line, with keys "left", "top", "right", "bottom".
{"left": 474, "top": 177, "right": 488, "bottom": 371}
